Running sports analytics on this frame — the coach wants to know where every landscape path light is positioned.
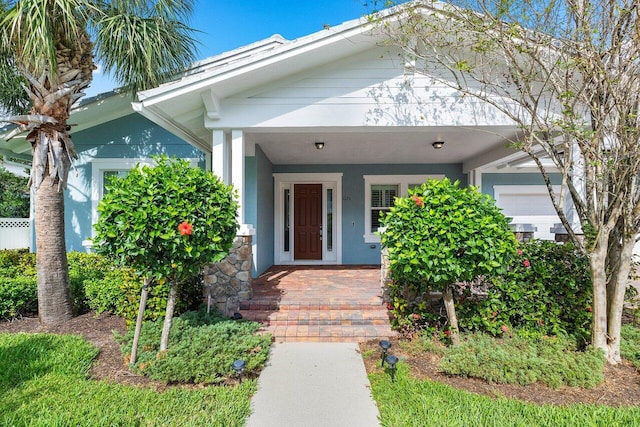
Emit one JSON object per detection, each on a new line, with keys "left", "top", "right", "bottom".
{"left": 379, "top": 340, "right": 392, "bottom": 366}
{"left": 233, "top": 359, "right": 246, "bottom": 383}
{"left": 385, "top": 355, "right": 399, "bottom": 382}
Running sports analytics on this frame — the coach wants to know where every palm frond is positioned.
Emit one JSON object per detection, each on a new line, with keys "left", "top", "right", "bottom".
{"left": 93, "top": 0, "right": 197, "bottom": 95}
{"left": 0, "top": 0, "right": 93, "bottom": 81}
{"left": 0, "top": 51, "right": 30, "bottom": 115}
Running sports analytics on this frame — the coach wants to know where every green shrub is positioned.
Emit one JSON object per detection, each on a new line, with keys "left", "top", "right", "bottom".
{"left": 621, "top": 324, "right": 640, "bottom": 368}
{"left": 94, "top": 156, "right": 239, "bottom": 349}
{"left": 0, "top": 249, "right": 35, "bottom": 275}
{"left": 85, "top": 267, "right": 203, "bottom": 325}
{"left": 381, "top": 178, "right": 516, "bottom": 333}
{"left": 456, "top": 240, "right": 592, "bottom": 343}
{"left": 0, "top": 249, "right": 202, "bottom": 321}
{"left": 0, "top": 250, "right": 37, "bottom": 319}
{"left": 94, "top": 156, "right": 238, "bottom": 284}
{"left": 117, "top": 308, "right": 271, "bottom": 383}
{"left": 0, "top": 165, "right": 30, "bottom": 218}
{"left": 439, "top": 332, "right": 604, "bottom": 388}
{"left": 0, "top": 276, "right": 37, "bottom": 319}
{"left": 0, "top": 250, "right": 122, "bottom": 317}
{"left": 84, "top": 266, "right": 136, "bottom": 317}
{"left": 67, "top": 252, "right": 115, "bottom": 314}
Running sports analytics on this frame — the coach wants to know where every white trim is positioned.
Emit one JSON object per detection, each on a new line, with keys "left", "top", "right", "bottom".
{"left": 273, "top": 173, "right": 343, "bottom": 265}
{"left": 493, "top": 185, "right": 561, "bottom": 241}
{"left": 231, "top": 130, "right": 245, "bottom": 223}
{"left": 90, "top": 157, "right": 198, "bottom": 235}
{"left": 211, "top": 130, "right": 227, "bottom": 181}
{"left": 363, "top": 174, "right": 444, "bottom": 243}
{"left": 468, "top": 168, "right": 483, "bottom": 189}
{"left": 493, "top": 184, "right": 561, "bottom": 200}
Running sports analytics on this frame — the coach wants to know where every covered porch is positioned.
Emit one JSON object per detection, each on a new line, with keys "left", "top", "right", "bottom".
{"left": 132, "top": 16, "right": 561, "bottom": 276}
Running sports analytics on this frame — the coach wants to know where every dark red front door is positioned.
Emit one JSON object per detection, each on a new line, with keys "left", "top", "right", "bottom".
{"left": 294, "top": 184, "right": 322, "bottom": 260}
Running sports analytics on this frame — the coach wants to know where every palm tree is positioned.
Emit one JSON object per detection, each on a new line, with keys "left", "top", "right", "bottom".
{"left": 0, "top": 0, "right": 197, "bottom": 324}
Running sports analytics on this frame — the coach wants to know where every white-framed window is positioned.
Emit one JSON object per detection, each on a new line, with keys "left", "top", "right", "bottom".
{"left": 90, "top": 158, "right": 198, "bottom": 229}
{"left": 363, "top": 174, "right": 443, "bottom": 243}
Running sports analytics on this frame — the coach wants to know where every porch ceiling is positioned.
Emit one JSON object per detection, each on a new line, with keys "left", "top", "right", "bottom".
{"left": 245, "top": 126, "right": 524, "bottom": 167}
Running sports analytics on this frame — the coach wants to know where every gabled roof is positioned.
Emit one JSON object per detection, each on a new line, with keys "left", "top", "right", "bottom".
{"left": 138, "top": 13, "right": 380, "bottom": 103}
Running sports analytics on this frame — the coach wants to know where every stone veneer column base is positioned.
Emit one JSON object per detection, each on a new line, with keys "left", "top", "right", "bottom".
{"left": 203, "top": 228, "right": 254, "bottom": 317}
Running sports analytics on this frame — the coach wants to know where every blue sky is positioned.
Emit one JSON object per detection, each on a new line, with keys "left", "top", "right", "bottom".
{"left": 86, "top": 0, "right": 376, "bottom": 97}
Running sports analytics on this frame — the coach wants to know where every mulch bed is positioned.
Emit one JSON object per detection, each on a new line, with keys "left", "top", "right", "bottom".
{"left": 359, "top": 338, "right": 640, "bottom": 407}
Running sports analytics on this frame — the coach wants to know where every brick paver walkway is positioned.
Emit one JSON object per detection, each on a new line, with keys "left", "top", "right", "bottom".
{"left": 240, "top": 265, "right": 396, "bottom": 342}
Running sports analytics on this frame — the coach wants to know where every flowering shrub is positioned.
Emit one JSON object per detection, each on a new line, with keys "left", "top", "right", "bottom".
{"left": 456, "top": 240, "right": 593, "bottom": 344}
{"left": 178, "top": 221, "right": 193, "bottom": 236}
{"left": 94, "top": 156, "right": 238, "bottom": 284}
{"left": 381, "top": 178, "right": 517, "bottom": 334}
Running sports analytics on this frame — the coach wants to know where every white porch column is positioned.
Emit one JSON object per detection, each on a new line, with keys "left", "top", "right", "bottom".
{"left": 565, "top": 142, "right": 584, "bottom": 230}
{"left": 211, "top": 130, "right": 229, "bottom": 183}
{"left": 468, "top": 168, "right": 483, "bottom": 190}
{"left": 551, "top": 141, "right": 584, "bottom": 239}
{"left": 231, "top": 129, "right": 245, "bottom": 224}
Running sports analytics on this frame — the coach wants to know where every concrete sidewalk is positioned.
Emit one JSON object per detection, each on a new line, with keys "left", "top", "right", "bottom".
{"left": 245, "top": 342, "right": 381, "bottom": 427}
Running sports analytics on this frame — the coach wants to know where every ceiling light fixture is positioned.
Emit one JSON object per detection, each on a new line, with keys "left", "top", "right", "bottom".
{"left": 432, "top": 141, "right": 445, "bottom": 149}
{"left": 315, "top": 141, "right": 325, "bottom": 150}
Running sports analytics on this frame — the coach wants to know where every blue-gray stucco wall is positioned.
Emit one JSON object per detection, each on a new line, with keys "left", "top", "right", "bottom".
{"left": 63, "top": 113, "right": 204, "bottom": 252}
{"left": 272, "top": 163, "right": 466, "bottom": 265}
{"left": 244, "top": 146, "right": 274, "bottom": 276}
{"left": 481, "top": 173, "right": 562, "bottom": 198}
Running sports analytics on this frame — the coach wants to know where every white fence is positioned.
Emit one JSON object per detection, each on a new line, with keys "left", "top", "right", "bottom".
{"left": 0, "top": 218, "right": 31, "bottom": 250}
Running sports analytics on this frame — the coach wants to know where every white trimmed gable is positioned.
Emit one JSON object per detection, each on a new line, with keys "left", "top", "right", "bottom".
{"left": 210, "top": 47, "right": 517, "bottom": 129}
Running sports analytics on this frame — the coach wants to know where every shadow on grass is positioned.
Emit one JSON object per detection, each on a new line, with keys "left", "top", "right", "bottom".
{"left": 0, "top": 333, "right": 97, "bottom": 389}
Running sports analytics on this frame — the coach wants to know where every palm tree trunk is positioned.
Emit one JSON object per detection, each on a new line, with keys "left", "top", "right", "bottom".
{"left": 35, "top": 174, "right": 72, "bottom": 324}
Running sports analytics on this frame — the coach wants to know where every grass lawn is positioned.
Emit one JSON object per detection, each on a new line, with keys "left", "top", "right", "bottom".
{"left": 368, "top": 352, "right": 640, "bottom": 427}
{"left": 0, "top": 332, "right": 254, "bottom": 426}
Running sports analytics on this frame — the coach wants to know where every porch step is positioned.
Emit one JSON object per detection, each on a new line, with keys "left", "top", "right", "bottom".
{"left": 239, "top": 299, "right": 396, "bottom": 342}
{"left": 240, "top": 299, "right": 385, "bottom": 311}
{"left": 241, "top": 309, "right": 391, "bottom": 326}
{"left": 256, "top": 324, "right": 397, "bottom": 343}
{"left": 241, "top": 265, "right": 395, "bottom": 342}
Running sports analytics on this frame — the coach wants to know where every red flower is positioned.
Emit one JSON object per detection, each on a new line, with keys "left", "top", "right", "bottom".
{"left": 523, "top": 259, "right": 531, "bottom": 268}
{"left": 411, "top": 313, "right": 421, "bottom": 320}
{"left": 517, "top": 249, "right": 523, "bottom": 256}
{"left": 412, "top": 195, "right": 424, "bottom": 207}
{"left": 586, "top": 306, "right": 592, "bottom": 312}
{"left": 501, "top": 325, "right": 509, "bottom": 333}
{"left": 443, "top": 330, "right": 451, "bottom": 336}
{"left": 178, "top": 221, "right": 193, "bottom": 236}
{"left": 386, "top": 303, "right": 393, "bottom": 311}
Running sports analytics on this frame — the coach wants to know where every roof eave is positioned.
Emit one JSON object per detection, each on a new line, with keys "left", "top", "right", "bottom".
{"left": 136, "top": 13, "right": 388, "bottom": 106}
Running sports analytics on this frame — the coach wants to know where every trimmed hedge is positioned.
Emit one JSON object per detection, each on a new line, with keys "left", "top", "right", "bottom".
{"left": 0, "top": 250, "right": 201, "bottom": 322}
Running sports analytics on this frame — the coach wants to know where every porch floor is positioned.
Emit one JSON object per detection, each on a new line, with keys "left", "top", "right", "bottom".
{"left": 240, "top": 265, "right": 397, "bottom": 342}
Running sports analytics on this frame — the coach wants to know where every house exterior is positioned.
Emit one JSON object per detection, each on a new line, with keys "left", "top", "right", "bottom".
{"left": 1, "top": 9, "right": 562, "bottom": 277}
